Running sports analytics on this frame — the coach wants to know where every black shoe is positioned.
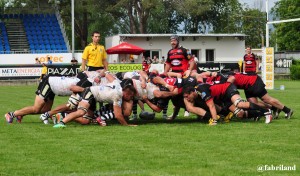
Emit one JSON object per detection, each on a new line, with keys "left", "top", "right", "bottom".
{"left": 273, "top": 108, "right": 281, "bottom": 119}
{"left": 285, "top": 110, "right": 293, "bottom": 119}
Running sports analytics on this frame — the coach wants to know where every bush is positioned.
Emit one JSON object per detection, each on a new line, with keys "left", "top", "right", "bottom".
{"left": 290, "top": 59, "right": 300, "bottom": 80}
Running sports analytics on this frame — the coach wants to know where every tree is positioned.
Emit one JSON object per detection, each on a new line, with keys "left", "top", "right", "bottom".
{"left": 209, "top": 0, "right": 243, "bottom": 34}
{"left": 241, "top": 8, "right": 266, "bottom": 48}
{"left": 271, "top": 0, "right": 300, "bottom": 51}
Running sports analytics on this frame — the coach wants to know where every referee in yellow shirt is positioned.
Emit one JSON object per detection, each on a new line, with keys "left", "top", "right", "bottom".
{"left": 81, "top": 31, "right": 108, "bottom": 71}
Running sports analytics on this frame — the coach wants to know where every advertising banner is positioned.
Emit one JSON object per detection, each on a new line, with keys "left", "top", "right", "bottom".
{"left": 262, "top": 47, "right": 274, "bottom": 89}
{"left": 196, "top": 62, "right": 240, "bottom": 73}
{"left": 108, "top": 64, "right": 142, "bottom": 73}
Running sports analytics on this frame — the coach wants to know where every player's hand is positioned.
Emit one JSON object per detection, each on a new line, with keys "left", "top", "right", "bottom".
{"left": 211, "top": 72, "right": 218, "bottom": 77}
{"left": 184, "top": 70, "right": 191, "bottom": 77}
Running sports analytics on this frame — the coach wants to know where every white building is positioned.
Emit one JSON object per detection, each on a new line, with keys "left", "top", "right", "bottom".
{"left": 105, "top": 34, "right": 247, "bottom": 63}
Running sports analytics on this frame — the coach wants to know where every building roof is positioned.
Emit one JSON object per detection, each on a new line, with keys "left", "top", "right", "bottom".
{"left": 117, "top": 33, "right": 247, "bottom": 38}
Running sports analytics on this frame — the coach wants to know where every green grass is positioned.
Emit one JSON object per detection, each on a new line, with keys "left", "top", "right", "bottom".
{"left": 0, "top": 80, "right": 299, "bottom": 176}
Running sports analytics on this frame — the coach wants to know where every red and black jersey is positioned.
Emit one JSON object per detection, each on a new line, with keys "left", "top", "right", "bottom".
{"left": 166, "top": 46, "right": 189, "bottom": 74}
{"left": 231, "top": 72, "right": 257, "bottom": 89}
{"left": 195, "top": 82, "right": 231, "bottom": 102}
{"left": 243, "top": 53, "right": 257, "bottom": 73}
{"left": 205, "top": 74, "right": 228, "bottom": 85}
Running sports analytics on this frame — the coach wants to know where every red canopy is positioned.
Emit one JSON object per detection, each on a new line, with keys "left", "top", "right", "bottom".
{"left": 106, "top": 42, "right": 145, "bottom": 55}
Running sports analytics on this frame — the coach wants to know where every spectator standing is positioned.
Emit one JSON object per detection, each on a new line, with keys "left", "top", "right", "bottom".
{"left": 40, "top": 63, "right": 47, "bottom": 80}
{"left": 130, "top": 54, "right": 135, "bottom": 63}
{"left": 71, "top": 57, "right": 78, "bottom": 66}
{"left": 81, "top": 31, "right": 108, "bottom": 71}
{"left": 243, "top": 46, "right": 258, "bottom": 74}
{"left": 35, "top": 57, "right": 41, "bottom": 64}
{"left": 47, "top": 57, "right": 52, "bottom": 64}
{"left": 159, "top": 56, "right": 165, "bottom": 64}
{"left": 164, "top": 35, "right": 195, "bottom": 77}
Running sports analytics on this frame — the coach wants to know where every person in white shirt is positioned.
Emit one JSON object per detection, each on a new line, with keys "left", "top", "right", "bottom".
{"left": 5, "top": 72, "right": 101, "bottom": 124}
{"left": 53, "top": 72, "right": 137, "bottom": 127}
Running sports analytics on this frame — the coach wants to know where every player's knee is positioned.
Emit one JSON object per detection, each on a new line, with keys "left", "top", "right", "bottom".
{"left": 236, "top": 110, "right": 244, "bottom": 119}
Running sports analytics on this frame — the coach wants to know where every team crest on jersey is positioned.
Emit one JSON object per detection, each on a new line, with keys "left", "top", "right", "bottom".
{"left": 197, "top": 91, "right": 206, "bottom": 99}
{"left": 171, "top": 59, "right": 181, "bottom": 66}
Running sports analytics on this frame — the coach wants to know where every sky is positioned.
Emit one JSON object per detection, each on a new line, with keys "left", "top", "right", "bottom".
{"left": 239, "top": 0, "right": 278, "bottom": 11}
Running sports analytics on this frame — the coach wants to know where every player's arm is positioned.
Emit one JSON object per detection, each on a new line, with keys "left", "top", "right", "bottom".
{"left": 113, "top": 105, "right": 129, "bottom": 125}
{"left": 70, "top": 85, "right": 85, "bottom": 93}
{"left": 153, "top": 89, "right": 177, "bottom": 98}
{"left": 206, "top": 98, "right": 218, "bottom": 120}
{"left": 184, "top": 98, "right": 207, "bottom": 117}
{"left": 227, "top": 75, "right": 235, "bottom": 83}
{"left": 137, "top": 70, "right": 148, "bottom": 88}
{"left": 143, "top": 98, "right": 162, "bottom": 113}
{"left": 255, "top": 56, "right": 259, "bottom": 73}
{"left": 200, "top": 71, "right": 217, "bottom": 77}
{"left": 103, "top": 59, "right": 108, "bottom": 71}
{"left": 164, "top": 63, "right": 171, "bottom": 75}
{"left": 81, "top": 59, "right": 87, "bottom": 71}
{"left": 243, "top": 57, "right": 246, "bottom": 73}
{"left": 122, "top": 100, "right": 133, "bottom": 117}
{"left": 167, "top": 72, "right": 182, "bottom": 78}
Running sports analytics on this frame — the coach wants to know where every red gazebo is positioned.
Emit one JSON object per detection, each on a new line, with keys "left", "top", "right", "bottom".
{"left": 106, "top": 42, "right": 145, "bottom": 55}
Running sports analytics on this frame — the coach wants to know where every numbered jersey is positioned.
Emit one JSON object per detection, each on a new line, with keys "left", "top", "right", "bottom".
{"left": 90, "top": 80, "right": 123, "bottom": 107}
{"left": 49, "top": 76, "right": 80, "bottom": 96}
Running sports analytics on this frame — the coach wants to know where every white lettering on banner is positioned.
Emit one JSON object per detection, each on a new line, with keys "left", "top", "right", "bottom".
{"left": 198, "top": 67, "right": 220, "bottom": 71}
{"left": 0, "top": 68, "right": 41, "bottom": 77}
{"left": 47, "top": 67, "right": 78, "bottom": 75}
{"left": 275, "top": 59, "right": 292, "bottom": 68}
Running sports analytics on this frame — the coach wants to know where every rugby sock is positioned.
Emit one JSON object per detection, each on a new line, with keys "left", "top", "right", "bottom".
{"left": 132, "top": 100, "right": 138, "bottom": 115}
{"left": 282, "top": 106, "right": 291, "bottom": 114}
{"left": 271, "top": 106, "right": 277, "bottom": 111}
{"left": 173, "top": 106, "right": 180, "bottom": 117}
{"left": 246, "top": 110, "right": 265, "bottom": 119}
{"left": 249, "top": 102, "right": 268, "bottom": 113}
{"left": 59, "top": 121, "right": 65, "bottom": 125}
{"left": 163, "top": 105, "right": 168, "bottom": 116}
{"left": 203, "top": 112, "right": 212, "bottom": 120}
{"left": 9, "top": 112, "right": 17, "bottom": 118}
{"left": 219, "top": 108, "right": 230, "bottom": 116}
{"left": 44, "top": 112, "right": 51, "bottom": 119}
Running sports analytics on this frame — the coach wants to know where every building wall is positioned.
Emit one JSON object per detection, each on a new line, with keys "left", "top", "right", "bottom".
{"left": 105, "top": 35, "right": 245, "bottom": 63}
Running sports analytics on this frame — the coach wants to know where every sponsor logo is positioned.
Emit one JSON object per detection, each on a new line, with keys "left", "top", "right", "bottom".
{"left": 171, "top": 59, "right": 181, "bottom": 66}
{"left": 246, "top": 61, "right": 253, "bottom": 64}
{"left": 0, "top": 68, "right": 41, "bottom": 77}
{"left": 47, "top": 67, "right": 80, "bottom": 76}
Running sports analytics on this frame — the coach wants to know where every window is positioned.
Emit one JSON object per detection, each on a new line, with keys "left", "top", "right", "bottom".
{"left": 206, "top": 49, "right": 215, "bottom": 62}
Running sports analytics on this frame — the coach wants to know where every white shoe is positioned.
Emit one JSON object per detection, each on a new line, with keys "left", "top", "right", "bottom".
{"left": 265, "top": 110, "right": 272, "bottom": 124}
{"left": 40, "top": 113, "right": 49, "bottom": 124}
{"left": 184, "top": 111, "right": 190, "bottom": 117}
{"left": 168, "top": 113, "right": 179, "bottom": 118}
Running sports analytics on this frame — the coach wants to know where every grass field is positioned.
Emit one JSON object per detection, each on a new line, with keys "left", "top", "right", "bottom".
{"left": 0, "top": 80, "right": 299, "bottom": 176}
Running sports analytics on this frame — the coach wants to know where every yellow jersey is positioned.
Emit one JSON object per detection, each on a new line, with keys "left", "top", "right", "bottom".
{"left": 82, "top": 43, "right": 107, "bottom": 67}
{"left": 41, "top": 66, "right": 47, "bottom": 74}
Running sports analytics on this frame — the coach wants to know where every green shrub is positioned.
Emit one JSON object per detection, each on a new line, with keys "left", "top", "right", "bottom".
{"left": 290, "top": 59, "right": 300, "bottom": 80}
